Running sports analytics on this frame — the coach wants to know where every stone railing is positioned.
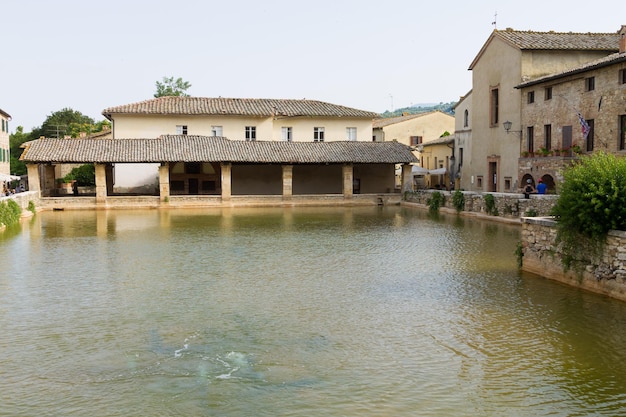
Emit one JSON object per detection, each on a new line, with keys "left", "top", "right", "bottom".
{"left": 521, "top": 217, "right": 626, "bottom": 302}
{"left": 403, "top": 190, "right": 558, "bottom": 219}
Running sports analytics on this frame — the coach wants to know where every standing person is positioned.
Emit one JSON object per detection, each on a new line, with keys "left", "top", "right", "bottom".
{"left": 72, "top": 181, "right": 79, "bottom": 196}
{"left": 523, "top": 179, "right": 535, "bottom": 199}
{"left": 536, "top": 178, "right": 547, "bottom": 194}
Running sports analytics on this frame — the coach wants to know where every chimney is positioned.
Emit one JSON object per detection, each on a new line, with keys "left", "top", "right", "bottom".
{"left": 80, "top": 132, "right": 86, "bottom": 138}
{"left": 621, "top": 25, "right": 626, "bottom": 53}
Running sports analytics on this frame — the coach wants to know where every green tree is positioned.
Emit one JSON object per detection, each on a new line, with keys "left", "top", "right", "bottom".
{"left": 154, "top": 76, "right": 192, "bottom": 97}
{"left": 31, "top": 108, "right": 95, "bottom": 139}
{"left": 9, "top": 126, "right": 30, "bottom": 175}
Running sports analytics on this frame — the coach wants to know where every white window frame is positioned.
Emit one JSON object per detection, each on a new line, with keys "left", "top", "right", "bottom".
{"left": 314, "top": 127, "right": 325, "bottom": 142}
{"left": 346, "top": 127, "right": 357, "bottom": 141}
{"left": 176, "top": 125, "right": 188, "bottom": 135}
{"left": 211, "top": 126, "right": 223, "bottom": 136}
{"left": 282, "top": 127, "right": 293, "bottom": 142}
{"left": 245, "top": 126, "right": 256, "bottom": 141}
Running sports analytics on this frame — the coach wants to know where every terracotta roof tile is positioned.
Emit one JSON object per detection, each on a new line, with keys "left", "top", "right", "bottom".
{"left": 20, "top": 135, "right": 418, "bottom": 164}
{"left": 496, "top": 29, "right": 619, "bottom": 51}
{"left": 103, "top": 97, "right": 380, "bottom": 119}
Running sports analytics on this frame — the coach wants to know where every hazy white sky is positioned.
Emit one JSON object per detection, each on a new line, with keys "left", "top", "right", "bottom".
{"left": 2, "top": 0, "right": 624, "bottom": 132}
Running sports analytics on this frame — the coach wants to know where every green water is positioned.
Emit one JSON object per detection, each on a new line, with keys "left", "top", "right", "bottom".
{"left": 1, "top": 206, "right": 626, "bottom": 416}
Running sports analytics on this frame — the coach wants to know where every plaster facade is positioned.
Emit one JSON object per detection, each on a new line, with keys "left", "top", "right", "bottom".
{"left": 0, "top": 109, "right": 11, "bottom": 176}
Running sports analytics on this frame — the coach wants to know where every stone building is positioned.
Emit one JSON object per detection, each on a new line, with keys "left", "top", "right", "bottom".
{"left": 515, "top": 25, "right": 626, "bottom": 192}
{"left": 463, "top": 28, "right": 620, "bottom": 193}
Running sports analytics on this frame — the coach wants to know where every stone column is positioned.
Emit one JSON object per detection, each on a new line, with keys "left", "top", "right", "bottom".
{"left": 221, "top": 162, "right": 232, "bottom": 201}
{"left": 159, "top": 163, "right": 170, "bottom": 202}
{"left": 26, "top": 164, "right": 41, "bottom": 193}
{"left": 343, "top": 163, "right": 353, "bottom": 198}
{"left": 43, "top": 164, "right": 56, "bottom": 197}
{"left": 282, "top": 165, "right": 293, "bottom": 199}
{"left": 401, "top": 164, "right": 413, "bottom": 192}
{"left": 95, "top": 163, "right": 108, "bottom": 205}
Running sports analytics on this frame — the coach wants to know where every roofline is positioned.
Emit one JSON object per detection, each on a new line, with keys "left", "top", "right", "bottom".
{"left": 0, "top": 108, "right": 12, "bottom": 120}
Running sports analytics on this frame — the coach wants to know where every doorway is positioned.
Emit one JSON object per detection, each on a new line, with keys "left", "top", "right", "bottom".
{"left": 189, "top": 178, "right": 199, "bottom": 194}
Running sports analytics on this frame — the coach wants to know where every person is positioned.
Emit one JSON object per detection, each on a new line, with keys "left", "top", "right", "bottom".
{"left": 523, "top": 178, "right": 535, "bottom": 199}
{"left": 72, "top": 181, "right": 79, "bottom": 196}
{"left": 536, "top": 178, "right": 547, "bottom": 194}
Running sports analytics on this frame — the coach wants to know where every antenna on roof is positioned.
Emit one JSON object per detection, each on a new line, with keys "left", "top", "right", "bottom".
{"left": 492, "top": 11, "right": 497, "bottom": 29}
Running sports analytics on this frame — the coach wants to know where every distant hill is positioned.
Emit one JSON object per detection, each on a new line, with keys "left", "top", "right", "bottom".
{"left": 380, "top": 101, "right": 456, "bottom": 118}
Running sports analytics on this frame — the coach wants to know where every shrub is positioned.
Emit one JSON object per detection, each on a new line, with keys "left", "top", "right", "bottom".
{"left": 524, "top": 208, "right": 538, "bottom": 217}
{"left": 427, "top": 191, "right": 445, "bottom": 214}
{"left": 0, "top": 200, "right": 22, "bottom": 227}
{"left": 452, "top": 190, "right": 465, "bottom": 213}
{"left": 27, "top": 200, "right": 36, "bottom": 214}
{"left": 64, "top": 164, "right": 95, "bottom": 186}
{"left": 483, "top": 193, "right": 498, "bottom": 216}
{"left": 551, "top": 152, "right": 626, "bottom": 270}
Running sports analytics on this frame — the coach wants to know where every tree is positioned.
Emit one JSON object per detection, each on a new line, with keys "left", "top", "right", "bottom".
{"left": 154, "top": 76, "right": 192, "bottom": 98}
{"left": 9, "top": 126, "right": 29, "bottom": 175}
{"left": 31, "top": 108, "right": 96, "bottom": 139}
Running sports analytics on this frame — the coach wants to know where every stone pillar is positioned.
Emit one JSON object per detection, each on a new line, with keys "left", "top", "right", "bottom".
{"left": 343, "top": 163, "right": 353, "bottom": 198}
{"left": 159, "top": 163, "right": 170, "bottom": 202}
{"left": 43, "top": 164, "right": 56, "bottom": 197}
{"left": 95, "top": 163, "right": 108, "bottom": 205}
{"left": 26, "top": 164, "right": 41, "bottom": 193}
{"left": 221, "top": 162, "right": 232, "bottom": 201}
{"left": 401, "top": 164, "right": 413, "bottom": 192}
{"left": 282, "top": 165, "right": 293, "bottom": 199}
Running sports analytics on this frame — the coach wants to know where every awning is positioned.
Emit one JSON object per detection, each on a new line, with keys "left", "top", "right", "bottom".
{"left": 0, "top": 173, "right": 20, "bottom": 182}
{"left": 411, "top": 166, "right": 447, "bottom": 175}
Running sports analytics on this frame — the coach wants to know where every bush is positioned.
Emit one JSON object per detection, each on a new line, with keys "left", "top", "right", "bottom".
{"left": 64, "top": 164, "right": 95, "bottom": 186}
{"left": 427, "top": 191, "right": 445, "bottom": 214}
{"left": 551, "top": 152, "right": 626, "bottom": 270}
{"left": 484, "top": 193, "right": 498, "bottom": 216}
{"left": 0, "top": 200, "right": 22, "bottom": 227}
{"left": 452, "top": 190, "right": 465, "bottom": 213}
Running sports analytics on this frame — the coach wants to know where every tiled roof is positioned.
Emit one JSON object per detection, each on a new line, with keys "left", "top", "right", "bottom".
{"left": 469, "top": 28, "right": 619, "bottom": 70}
{"left": 373, "top": 112, "right": 434, "bottom": 129}
{"left": 102, "top": 97, "right": 380, "bottom": 119}
{"left": 517, "top": 52, "right": 626, "bottom": 88}
{"left": 496, "top": 29, "right": 619, "bottom": 51}
{"left": 0, "top": 108, "right": 11, "bottom": 119}
{"left": 20, "top": 135, "right": 418, "bottom": 164}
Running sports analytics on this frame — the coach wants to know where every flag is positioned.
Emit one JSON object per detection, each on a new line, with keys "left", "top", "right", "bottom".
{"left": 577, "top": 111, "right": 590, "bottom": 139}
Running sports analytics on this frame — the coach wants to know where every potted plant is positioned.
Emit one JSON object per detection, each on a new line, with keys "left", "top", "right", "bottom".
{"left": 521, "top": 151, "right": 530, "bottom": 158}
{"left": 571, "top": 144, "right": 583, "bottom": 155}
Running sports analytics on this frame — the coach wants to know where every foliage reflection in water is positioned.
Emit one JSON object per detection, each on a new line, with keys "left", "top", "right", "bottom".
{"left": 2, "top": 207, "right": 626, "bottom": 416}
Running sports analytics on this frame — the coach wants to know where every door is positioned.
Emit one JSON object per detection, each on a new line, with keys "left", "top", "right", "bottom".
{"left": 488, "top": 161, "right": 497, "bottom": 192}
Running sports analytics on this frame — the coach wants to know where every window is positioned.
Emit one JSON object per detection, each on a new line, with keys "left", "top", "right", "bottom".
{"left": 410, "top": 136, "right": 423, "bottom": 146}
{"left": 313, "top": 127, "right": 325, "bottom": 142}
{"left": 245, "top": 126, "right": 256, "bottom": 141}
{"left": 527, "top": 91, "right": 535, "bottom": 104}
{"left": 544, "top": 124, "right": 552, "bottom": 150}
{"left": 527, "top": 126, "right": 534, "bottom": 153}
{"left": 490, "top": 87, "right": 499, "bottom": 125}
{"left": 458, "top": 148, "right": 464, "bottom": 168}
{"left": 281, "top": 127, "right": 292, "bottom": 142}
{"left": 504, "top": 177, "right": 512, "bottom": 191}
{"left": 211, "top": 126, "right": 223, "bottom": 136}
{"left": 477, "top": 176, "right": 483, "bottom": 189}
{"left": 463, "top": 109, "right": 469, "bottom": 127}
{"left": 346, "top": 127, "right": 357, "bottom": 141}
{"left": 619, "top": 114, "right": 626, "bottom": 151}
{"left": 585, "top": 77, "right": 595, "bottom": 91}
{"left": 586, "top": 119, "right": 595, "bottom": 152}
{"left": 544, "top": 87, "right": 553, "bottom": 100}
{"left": 1, "top": 119, "right": 4, "bottom": 132}
{"left": 620, "top": 69, "right": 626, "bottom": 85}
{"left": 176, "top": 125, "right": 188, "bottom": 135}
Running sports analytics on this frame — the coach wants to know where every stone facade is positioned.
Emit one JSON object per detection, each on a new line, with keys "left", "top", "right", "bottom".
{"left": 521, "top": 217, "right": 626, "bottom": 302}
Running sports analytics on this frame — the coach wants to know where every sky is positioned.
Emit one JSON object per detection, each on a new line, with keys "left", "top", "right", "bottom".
{"left": 2, "top": 0, "right": 624, "bottom": 133}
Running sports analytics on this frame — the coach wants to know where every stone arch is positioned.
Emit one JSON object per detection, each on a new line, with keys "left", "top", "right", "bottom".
{"left": 539, "top": 174, "right": 556, "bottom": 194}
{"left": 521, "top": 173, "right": 535, "bottom": 188}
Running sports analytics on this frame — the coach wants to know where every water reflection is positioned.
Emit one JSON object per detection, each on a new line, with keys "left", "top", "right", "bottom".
{"left": 2, "top": 206, "right": 626, "bottom": 416}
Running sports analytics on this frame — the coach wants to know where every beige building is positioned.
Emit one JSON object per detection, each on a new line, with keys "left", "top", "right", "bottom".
{"left": 416, "top": 135, "right": 455, "bottom": 189}
{"left": 103, "top": 97, "right": 379, "bottom": 192}
{"left": 516, "top": 25, "right": 626, "bottom": 192}
{"left": 372, "top": 111, "right": 454, "bottom": 146}
{"left": 464, "top": 28, "right": 619, "bottom": 193}
{"left": 452, "top": 91, "right": 472, "bottom": 190}
{"left": 0, "top": 108, "right": 11, "bottom": 177}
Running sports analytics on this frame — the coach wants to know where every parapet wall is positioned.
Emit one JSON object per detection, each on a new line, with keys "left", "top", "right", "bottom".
{"left": 403, "top": 190, "right": 558, "bottom": 218}
{"left": 521, "top": 217, "right": 626, "bottom": 302}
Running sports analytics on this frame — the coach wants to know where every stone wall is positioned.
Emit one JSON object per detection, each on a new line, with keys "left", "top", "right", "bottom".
{"left": 521, "top": 217, "right": 626, "bottom": 302}
{"left": 403, "top": 190, "right": 558, "bottom": 219}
